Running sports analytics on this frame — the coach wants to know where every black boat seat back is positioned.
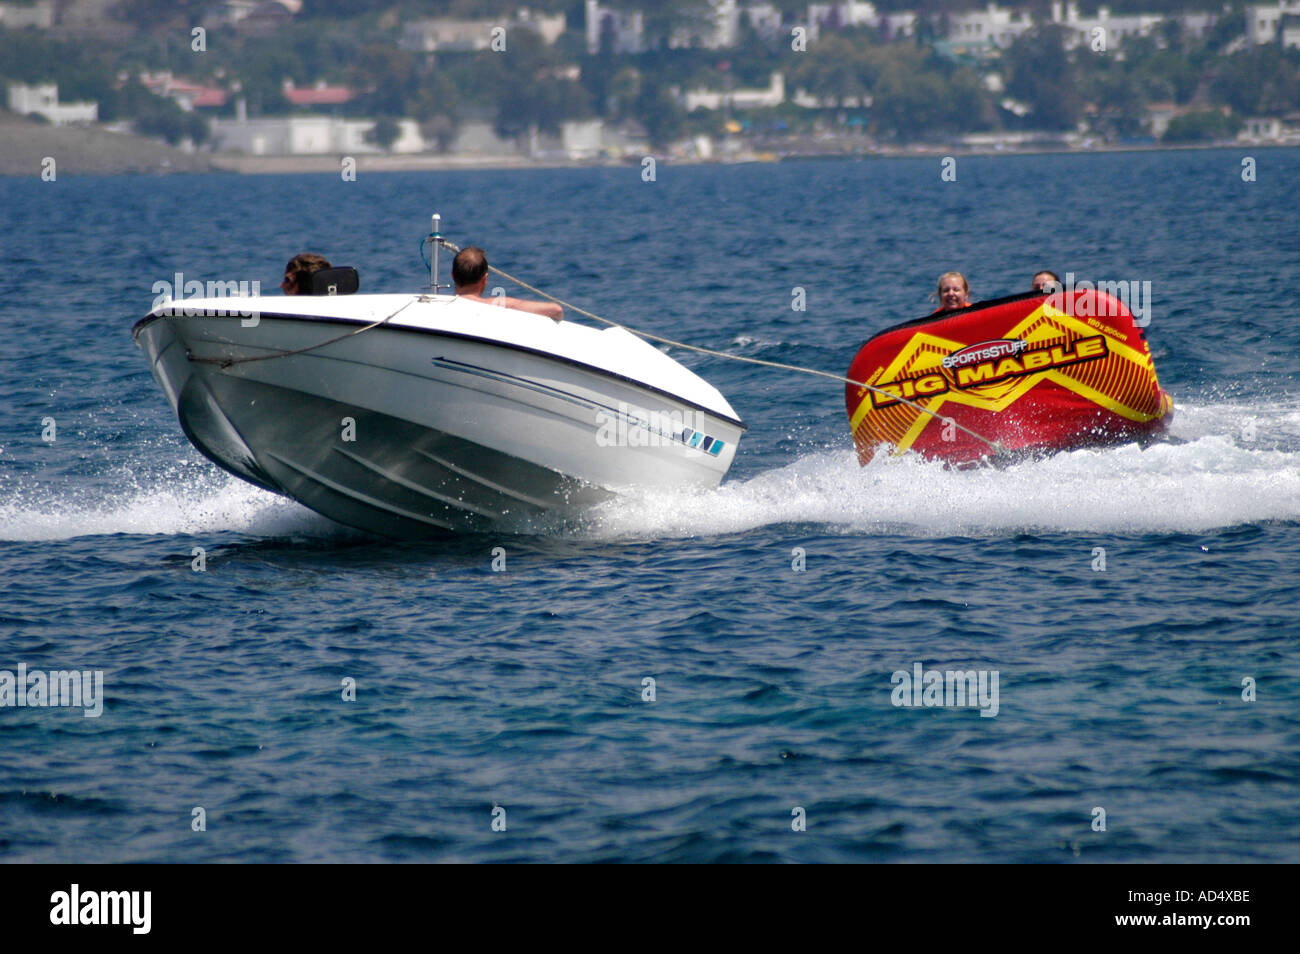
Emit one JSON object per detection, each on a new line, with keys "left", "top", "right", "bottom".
{"left": 309, "top": 267, "right": 359, "bottom": 296}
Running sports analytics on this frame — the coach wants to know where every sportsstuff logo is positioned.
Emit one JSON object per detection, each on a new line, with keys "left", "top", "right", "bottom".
{"left": 941, "top": 339, "right": 1027, "bottom": 369}
{"left": 870, "top": 335, "right": 1109, "bottom": 408}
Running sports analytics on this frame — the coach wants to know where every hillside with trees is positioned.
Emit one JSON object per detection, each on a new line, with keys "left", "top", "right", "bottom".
{"left": 1, "top": 2, "right": 1295, "bottom": 150}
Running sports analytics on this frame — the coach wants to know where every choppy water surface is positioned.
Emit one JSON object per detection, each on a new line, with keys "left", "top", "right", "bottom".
{"left": 1, "top": 150, "right": 1298, "bottom": 862}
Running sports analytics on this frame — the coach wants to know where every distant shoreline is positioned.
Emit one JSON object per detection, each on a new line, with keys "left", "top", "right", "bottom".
{"left": 0, "top": 113, "right": 212, "bottom": 177}
{"left": 192, "top": 139, "right": 1300, "bottom": 175}
{"left": 1, "top": 113, "right": 1292, "bottom": 178}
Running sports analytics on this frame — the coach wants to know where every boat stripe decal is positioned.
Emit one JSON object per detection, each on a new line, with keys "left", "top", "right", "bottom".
{"left": 431, "top": 356, "right": 735, "bottom": 454}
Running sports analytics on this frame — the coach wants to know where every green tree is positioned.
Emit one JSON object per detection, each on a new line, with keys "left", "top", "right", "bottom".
{"left": 873, "top": 69, "right": 949, "bottom": 138}
{"left": 636, "top": 83, "right": 686, "bottom": 146}
{"left": 607, "top": 66, "right": 642, "bottom": 119}
{"left": 365, "top": 116, "right": 401, "bottom": 150}
{"left": 943, "top": 67, "right": 997, "bottom": 131}
{"left": 350, "top": 44, "right": 421, "bottom": 116}
{"left": 1004, "top": 24, "right": 1082, "bottom": 130}
{"left": 1212, "top": 46, "right": 1300, "bottom": 115}
{"left": 788, "top": 34, "right": 868, "bottom": 107}
{"left": 1204, "top": 6, "right": 1247, "bottom": 54}
{"left": 1135, "top": 51, "right": 1199, "bottom": 104}
{"left": 1084, "top": 68, "right": 1148, "bottom": 139}
{"left": 420, "top": 113, "right": 458, "bottom": 152}
{"left": 130, "top": 93, "right": 209, "bottom": 145}
{"left": 495, "top": 78, "right": 593, "bottom": 138}
{"left": 1162, "top": 109, "right": 1240, "bottom": 142}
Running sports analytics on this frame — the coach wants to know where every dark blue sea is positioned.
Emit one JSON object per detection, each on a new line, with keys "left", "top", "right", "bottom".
{"left": 1, "top": 150, "right": 1298, "bottom": 863}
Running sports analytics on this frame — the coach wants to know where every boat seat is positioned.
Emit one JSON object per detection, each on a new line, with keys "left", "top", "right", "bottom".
{"left": 309, "top": 267, "right": 359, "bottom": 296}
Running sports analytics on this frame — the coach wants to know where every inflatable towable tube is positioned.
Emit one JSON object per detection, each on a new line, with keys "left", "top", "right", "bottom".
{"left": 845, "top": 288, "right": 1174, "bottom": 466}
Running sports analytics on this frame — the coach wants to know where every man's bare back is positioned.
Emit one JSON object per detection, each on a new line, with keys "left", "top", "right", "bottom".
{"left": 451, "top": 246, "right": 562, "bottom": 322}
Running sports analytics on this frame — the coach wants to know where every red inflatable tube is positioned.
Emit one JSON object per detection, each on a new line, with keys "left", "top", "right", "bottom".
{"left": 845, "top": 288, "right": 1174, "bottom": 466}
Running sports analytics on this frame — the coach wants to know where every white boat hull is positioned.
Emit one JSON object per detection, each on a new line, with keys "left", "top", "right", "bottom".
{"left": 133, "top": 294, "right": 744, "bottom": 537}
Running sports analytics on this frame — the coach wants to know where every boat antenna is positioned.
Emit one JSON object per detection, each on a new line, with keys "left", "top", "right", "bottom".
{"left": 429, "top": 213, "right": 447, "bottom": 294}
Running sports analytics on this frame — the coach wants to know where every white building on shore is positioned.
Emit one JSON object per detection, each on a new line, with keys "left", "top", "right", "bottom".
{"left": 209, "top": 115, "right": 425, "bottom": 155}
{"left": 5, "top": 83, "right": 98, "bottom": 125}
{"left": 808, "top": 1, "right": 880, "bottom": 40}
{"left": 879, "top": 11, "right": 917, "bottom": 41}
{"left": 1048, "top": 2, "right": 1164, "bottom": 49}
{"left": 684, "top": 72, "right": 785, "bottom": 111}
{"left": 586, "top": 0, "right": 644, "bottom": 53}
{"left": 529, "top": 118, "right": 649, "bottom": 160}
{"left": 402, "top": 9, "right": 566, "bottom": 52}
{"left": 670, "top": 0, "right": 739, "bottom": 49}
{"left": 947, "top": 4, "right": 1035, "bottom": 48}
{"left": 0, "top": 0, "right": 54, "bottom": 28}
{"left": 1244, "top": 2, "right": 1300, "bottom": 45}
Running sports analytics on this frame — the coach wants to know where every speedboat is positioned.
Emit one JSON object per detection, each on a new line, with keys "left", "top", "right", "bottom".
{"left": 133, "top": 276, "right": 744, "bottom": 537}
{"left": 845, "top": 286, "right": 1173, "bottom": 465}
